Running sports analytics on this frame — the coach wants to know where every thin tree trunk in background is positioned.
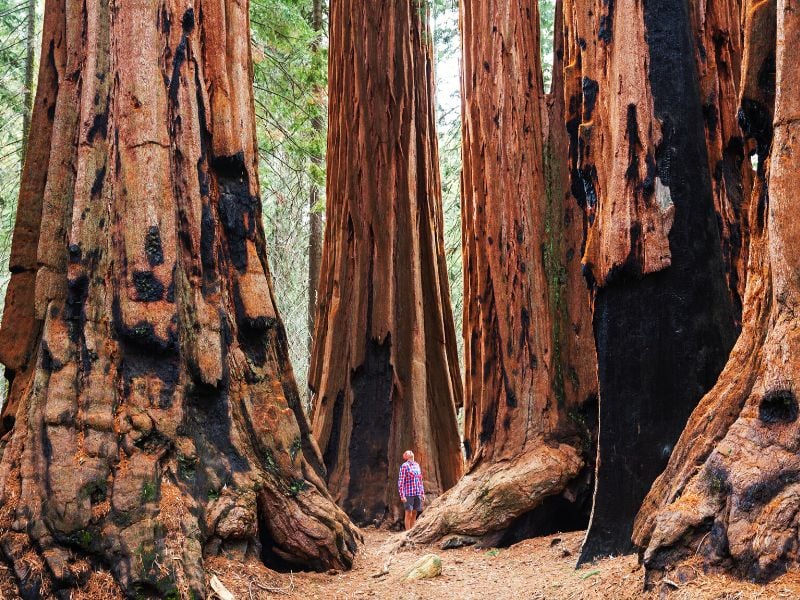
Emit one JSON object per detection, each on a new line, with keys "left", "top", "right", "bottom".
{"left": 635, "top": 0, "right": 800, "bottom": 585}
{"left": 307, "top": 0, "right": 324, "bottom": 355}
{"left": 691, "top": 0, "right": 753, "bottom": 326}
{"left": 410, "top": 0, "right": 598, "bottom": 545}
{"left": 20, "top": 0, "right": 36, "bottom": 167}
{"left": 309, "top": 0, "right": 463, "bottom": 527}
{"left": 0, "top": 1, "right": 358, "bottom": 596}
{"left": 562, "top": 0, "right": 738, "bottom": 563}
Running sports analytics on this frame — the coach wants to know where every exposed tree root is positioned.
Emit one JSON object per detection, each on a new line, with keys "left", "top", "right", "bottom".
{"left": 408, "top": 442, "right": 583, "bottom": 543}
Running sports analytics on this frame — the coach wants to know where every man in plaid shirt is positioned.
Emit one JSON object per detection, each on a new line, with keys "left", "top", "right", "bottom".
{"left": 398, "top": 450, "right": 424, "bottom": 530}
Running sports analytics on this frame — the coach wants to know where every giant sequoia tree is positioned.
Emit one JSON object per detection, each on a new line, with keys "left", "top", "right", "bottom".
{"left": 562, "top": 0, "right": 738, "bottom": 561}
{"left": 410, "top": 0, "right": 598, "bottom": 544}
{"left": 634, "top": 0, "right": 800, "bottom": 584}
{"left": 308, "top": 0, "right": 463, "bottom": 526}
{"left": 0, "top": 0, "right": 358, "bottom": 596}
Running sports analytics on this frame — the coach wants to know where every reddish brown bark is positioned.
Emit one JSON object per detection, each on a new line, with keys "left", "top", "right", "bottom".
{"left": 564, "top": 0, "right": 672, "bottom": 286}
{"left": 308, "top": 0, "right": 463, "bottom": 526}
{"left": 0, "top": 1, "right": 359, "bottom": 596}
{"left": 409, "top": 0, "right": 598, "bottom": 544}
{"left": 542, "top": 0, "right": 601, "bottom": 532}
{"left": 562, "top": 0, "right": 738, "bottom": 562}
{"left": 634, "top": 0, "right": 800, "bottom": 585}
{"left": 690, "top": 0, "right": 753, "bottom": 324}
{"left": 545, "top": 0, "right": 599, "bottom": 479}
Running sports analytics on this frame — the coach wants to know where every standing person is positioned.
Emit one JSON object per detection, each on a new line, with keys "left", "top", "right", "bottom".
{"left": 398, "top": 450, "right": 425, "bottom": 530}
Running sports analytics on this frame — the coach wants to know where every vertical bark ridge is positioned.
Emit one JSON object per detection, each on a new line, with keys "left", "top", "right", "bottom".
{"left": 309, "top": 0, "right": 463, "bottom": 526}
{"left": 690, "top": 0, "right": 754, "bottom": 326}
{"left": 0, "top": 1, "right": 359, "bottom": 597}
{"left": 543, "top": 0, "right": 600, "bottom": 517}
{"left": 0, "top": 0, "right": 63, "bottom": 435}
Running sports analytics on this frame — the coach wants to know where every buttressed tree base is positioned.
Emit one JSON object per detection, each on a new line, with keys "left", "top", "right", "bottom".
{"left": 635, "top": 0, "right": 800, "bottom": 584}
{"left": 0, "top": 1, "right": 358, "bottom": 597}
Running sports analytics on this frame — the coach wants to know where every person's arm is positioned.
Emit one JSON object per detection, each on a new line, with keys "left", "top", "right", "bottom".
{"left": 398, "top": 464, "right": 407, "bottom": 502}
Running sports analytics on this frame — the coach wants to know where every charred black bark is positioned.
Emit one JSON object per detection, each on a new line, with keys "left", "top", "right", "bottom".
{"left": 578, "top": 0, "right": 737, "bottom": 563}
{"left": 343, "top": 336, "right": 393, "bottom": 525}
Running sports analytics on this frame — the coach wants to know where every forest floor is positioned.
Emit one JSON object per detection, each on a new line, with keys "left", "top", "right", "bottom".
{"left": 209, "top": 528, "right": 800, "bottom": 600}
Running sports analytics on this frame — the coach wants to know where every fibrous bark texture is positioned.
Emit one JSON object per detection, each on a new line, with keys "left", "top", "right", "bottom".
{"left": 0, "top": 1, "right": 359, "bottom": 597}
{"left": 562, "top": 0, "right": 738, "bottom": 562}
{"left": 308, "top": 0, "right": 463, "bottom": 526}
{"left": 690, "top": 0, "right": 753, "bottom": 325}
{"left": 542, "top": 0, "right": 601, "bottom": 536}
{"left": 409, "top": 0, "right": 598, "bottom": 545}
{"left": 545, "top": 0, "right": 600, "bottom": 498}
{"left": 634, "top": 0, "right": 800, "bottom": 585}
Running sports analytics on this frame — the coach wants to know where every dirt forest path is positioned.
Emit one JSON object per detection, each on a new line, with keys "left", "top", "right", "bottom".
{"left": 208, "top": 529, "right": 800, "bottom": 599}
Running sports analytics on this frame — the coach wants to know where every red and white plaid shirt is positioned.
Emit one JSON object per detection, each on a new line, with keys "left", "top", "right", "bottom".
{"left": 398, "top": 460, "right": 425, "bottom": 498}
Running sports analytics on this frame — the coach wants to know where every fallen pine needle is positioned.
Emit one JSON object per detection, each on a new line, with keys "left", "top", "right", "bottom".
{"left": 694, "top": 532, "right": 711, "bottom": 556}
{"left": 580, "top": 569, "right": 601, "bottom": 580}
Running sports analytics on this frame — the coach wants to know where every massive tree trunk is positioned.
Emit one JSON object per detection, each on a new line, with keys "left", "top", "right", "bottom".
{"left": 634, "top": 0, "right": 800, "bottom": 585}
{"left": 307, "top": 0, "right": 324, "bottom": 354}
{"left": 562, "top": 0, "right": 738, "bottom": 562}
{"left": 0, "top": 1, "right": 359, "bottom": 597}
{"left": 690, "top": 0, "right": 753, "bottom": 325}
{"left": 308, "top": 0, "right": 463, "bottom": 527}
{"left": 409, "top": 0, "right": 598, "bottom": 545}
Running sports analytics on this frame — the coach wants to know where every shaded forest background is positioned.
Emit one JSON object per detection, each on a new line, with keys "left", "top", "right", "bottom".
{"left": 0, "top": 0, "right": 556, "bottom": 407}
